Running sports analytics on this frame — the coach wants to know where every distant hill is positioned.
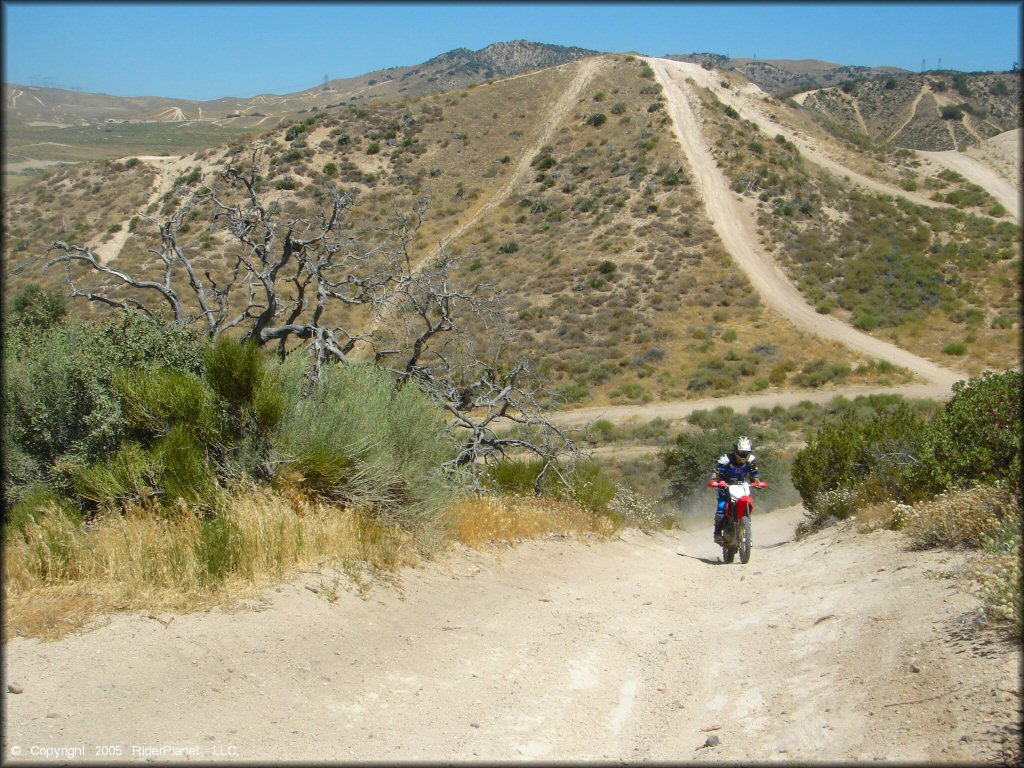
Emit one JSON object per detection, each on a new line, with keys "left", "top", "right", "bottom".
{"left": 4, "top": 41, "right": 600, "bottom": 131}
{"left": 665, "top": 53, "right": 909, "bottom": 95}
{"left": 663, "top": 53, "right": 1022, "bottom": 151}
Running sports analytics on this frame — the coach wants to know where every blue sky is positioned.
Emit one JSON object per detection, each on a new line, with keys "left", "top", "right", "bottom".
{"left": 3, "top": 2, "right": 1020, "bottom": 100}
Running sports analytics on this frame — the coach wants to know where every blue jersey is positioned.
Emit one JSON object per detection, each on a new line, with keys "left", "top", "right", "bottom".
{"left": 712, "top": 451, "right": 761, "bottom": 521}
{"left": 713, "top": 452, "right": 760, "bottom": 486}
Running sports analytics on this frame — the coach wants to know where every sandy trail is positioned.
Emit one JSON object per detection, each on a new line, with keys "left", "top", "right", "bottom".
{"left": 919, "top": 147, "right": 1021, "bottom": 223}
{"left": 644, "top": 58, "right": 965, "bottom": 397}
{"left": 4, "top": 507, "right": 1018, "bottom": 762}
{"left": 91, "top": 156, "right": 192, "bottom": 265}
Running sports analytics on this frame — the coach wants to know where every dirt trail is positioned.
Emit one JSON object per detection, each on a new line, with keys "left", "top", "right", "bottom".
{"left": 888, "top": 84, "right": 929, "bottom": 142}
{"left": 547, "top": 381, "right": 947, "bottom": 429}
{"left": 663, "top": 61, "right": 956, "bottom": 211}
{"left": 91, "top": 156, "right": 193, "bottom": 265}
{"left": 357, "top": 58, "right": 602, "bottom": 348}
{"left": 644, "top": 58, "right": 965, "bottom": 397}
{"left": 919, "top": 147, "right": 1021, "bottom": 224}
{"left": 4, "top": 507, "right": 1018, "bottom": 762}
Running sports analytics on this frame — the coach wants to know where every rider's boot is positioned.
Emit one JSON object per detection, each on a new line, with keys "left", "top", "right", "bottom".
{"left": 713, "top": 514, "right": 724, "bottom": 545}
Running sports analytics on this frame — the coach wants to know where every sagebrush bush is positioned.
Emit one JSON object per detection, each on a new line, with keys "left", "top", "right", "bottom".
{"left": 2, "top": 312, "right": 204, "bottom": 509}
{"left": 607, "top": 485, "right": 659, "bottom": 529}
{"left": 903, "top": 483, "right": 1016, "bottom": 551}
{"left": 898, "top": 483, "right": 1022, "bottom": 636}
{"left": 272, "top": 358, "right": 459, "bottom": 536}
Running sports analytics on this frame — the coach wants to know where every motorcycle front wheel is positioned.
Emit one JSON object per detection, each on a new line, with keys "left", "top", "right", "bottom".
{"left": 739, "top": 516, "right": 752, "bottom": 564}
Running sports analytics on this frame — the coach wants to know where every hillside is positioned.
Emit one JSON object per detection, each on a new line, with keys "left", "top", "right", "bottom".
{"left": 3, "top": 41, "right": 600, "bottom": 189}
{"left": 795, "top": 71, "right": 1023, "bottom": 151}
{"left": 6, "top": 54, "right": 1019, "bottom": 413}
{"left": 666, "top": 53, "right": 908, "bottom": 95}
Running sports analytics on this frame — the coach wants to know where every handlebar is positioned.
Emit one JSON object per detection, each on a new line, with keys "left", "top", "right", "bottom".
{"left": 708, "top": 480, "right": 768, "bottom": 488}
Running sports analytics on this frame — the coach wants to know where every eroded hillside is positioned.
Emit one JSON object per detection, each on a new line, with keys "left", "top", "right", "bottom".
{"left": 796, "top": 71, "right": 1022, "bottom": 151}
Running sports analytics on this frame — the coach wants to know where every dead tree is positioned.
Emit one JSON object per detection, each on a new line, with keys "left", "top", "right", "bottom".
{"left": 42, "top": 143, "right": 585, "bottom": 489}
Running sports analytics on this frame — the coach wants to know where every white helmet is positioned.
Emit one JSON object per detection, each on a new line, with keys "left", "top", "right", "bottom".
{"left": 734, "top": 436, "right": 753, "bottom": 462}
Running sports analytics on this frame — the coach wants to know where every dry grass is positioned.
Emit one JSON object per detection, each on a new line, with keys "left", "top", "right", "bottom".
{"left": 443, "top": 494, "right": 614, "bottom": 547}
{"left": 3, "top": 487, "right": 614, "bottom": 641}
{"left": 3, "top": 485, "right": 415, "bottom": 640}
{"left": 900, "top": 484, "right": 1015, "bottom": 551}
{"left": 856, "top": 483, "right": 1022, "bottom": 636}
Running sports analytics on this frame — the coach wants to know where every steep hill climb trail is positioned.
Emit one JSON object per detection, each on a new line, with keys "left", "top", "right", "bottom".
{"left": 355, "top": 58, "right": 602, "bottom": 349}
{"left": 4, "top": 57, "right": 1020, "bottom": 763}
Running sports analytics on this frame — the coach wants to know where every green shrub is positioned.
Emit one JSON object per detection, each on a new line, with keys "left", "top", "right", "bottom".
{"left": 485, "top": 458, "right": 553, "bottom": 495}
{"left": 942, "top": 341, "right": 967, "bottom": 355}
{"left": 7, "top": 283, "right": 67, "bottom": 330}
{"left": 71, "top": 442, "right": 157, "bottom": 507}
{"left": 555, "top": 382, "right": 590, "bottom": 403}
{"left": 911, "top": 370, "right": 1021, "bottom": 494}
{"left": 99, "top": 313, "right": 204, "bottom": 372}
{"left": 203, "top": 336, "right": 263, "bottom": 411}
{"left": 565, "top": 460, "right": 616, "bottom": 515}
{"left": 153, "top": 424, "right": 218, "bottom": 506}
{"left": 113, "top": 368, "right": 219, "bottom": 444}
{"left": 3, "top": 485, "right": 78, "bottom": 542}
{"left": 586, "top": 113, "right": 607, "bottom": 127}
{"left": 272, "top": 360, "right": 458, "bottom": 531}
{"left": 792, "top": 401, "right": 928, "bottom": 519}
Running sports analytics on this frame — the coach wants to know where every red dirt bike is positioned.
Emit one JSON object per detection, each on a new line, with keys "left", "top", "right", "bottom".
{"left": 708, "top": 479, "right": 768, "bottom": 564}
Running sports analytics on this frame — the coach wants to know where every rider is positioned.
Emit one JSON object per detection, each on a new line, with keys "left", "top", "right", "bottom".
{"left": 712, "top": 436, "right": 760, "bottom": 544}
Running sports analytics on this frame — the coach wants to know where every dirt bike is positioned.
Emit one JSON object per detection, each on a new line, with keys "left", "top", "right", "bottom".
{"left": 708, "top": 479, "right": 767, "bottom": 564}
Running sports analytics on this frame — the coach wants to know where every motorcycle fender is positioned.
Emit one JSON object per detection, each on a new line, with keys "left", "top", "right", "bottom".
{"left": 735, "top": 496, "right": 752, "bottom": 518}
